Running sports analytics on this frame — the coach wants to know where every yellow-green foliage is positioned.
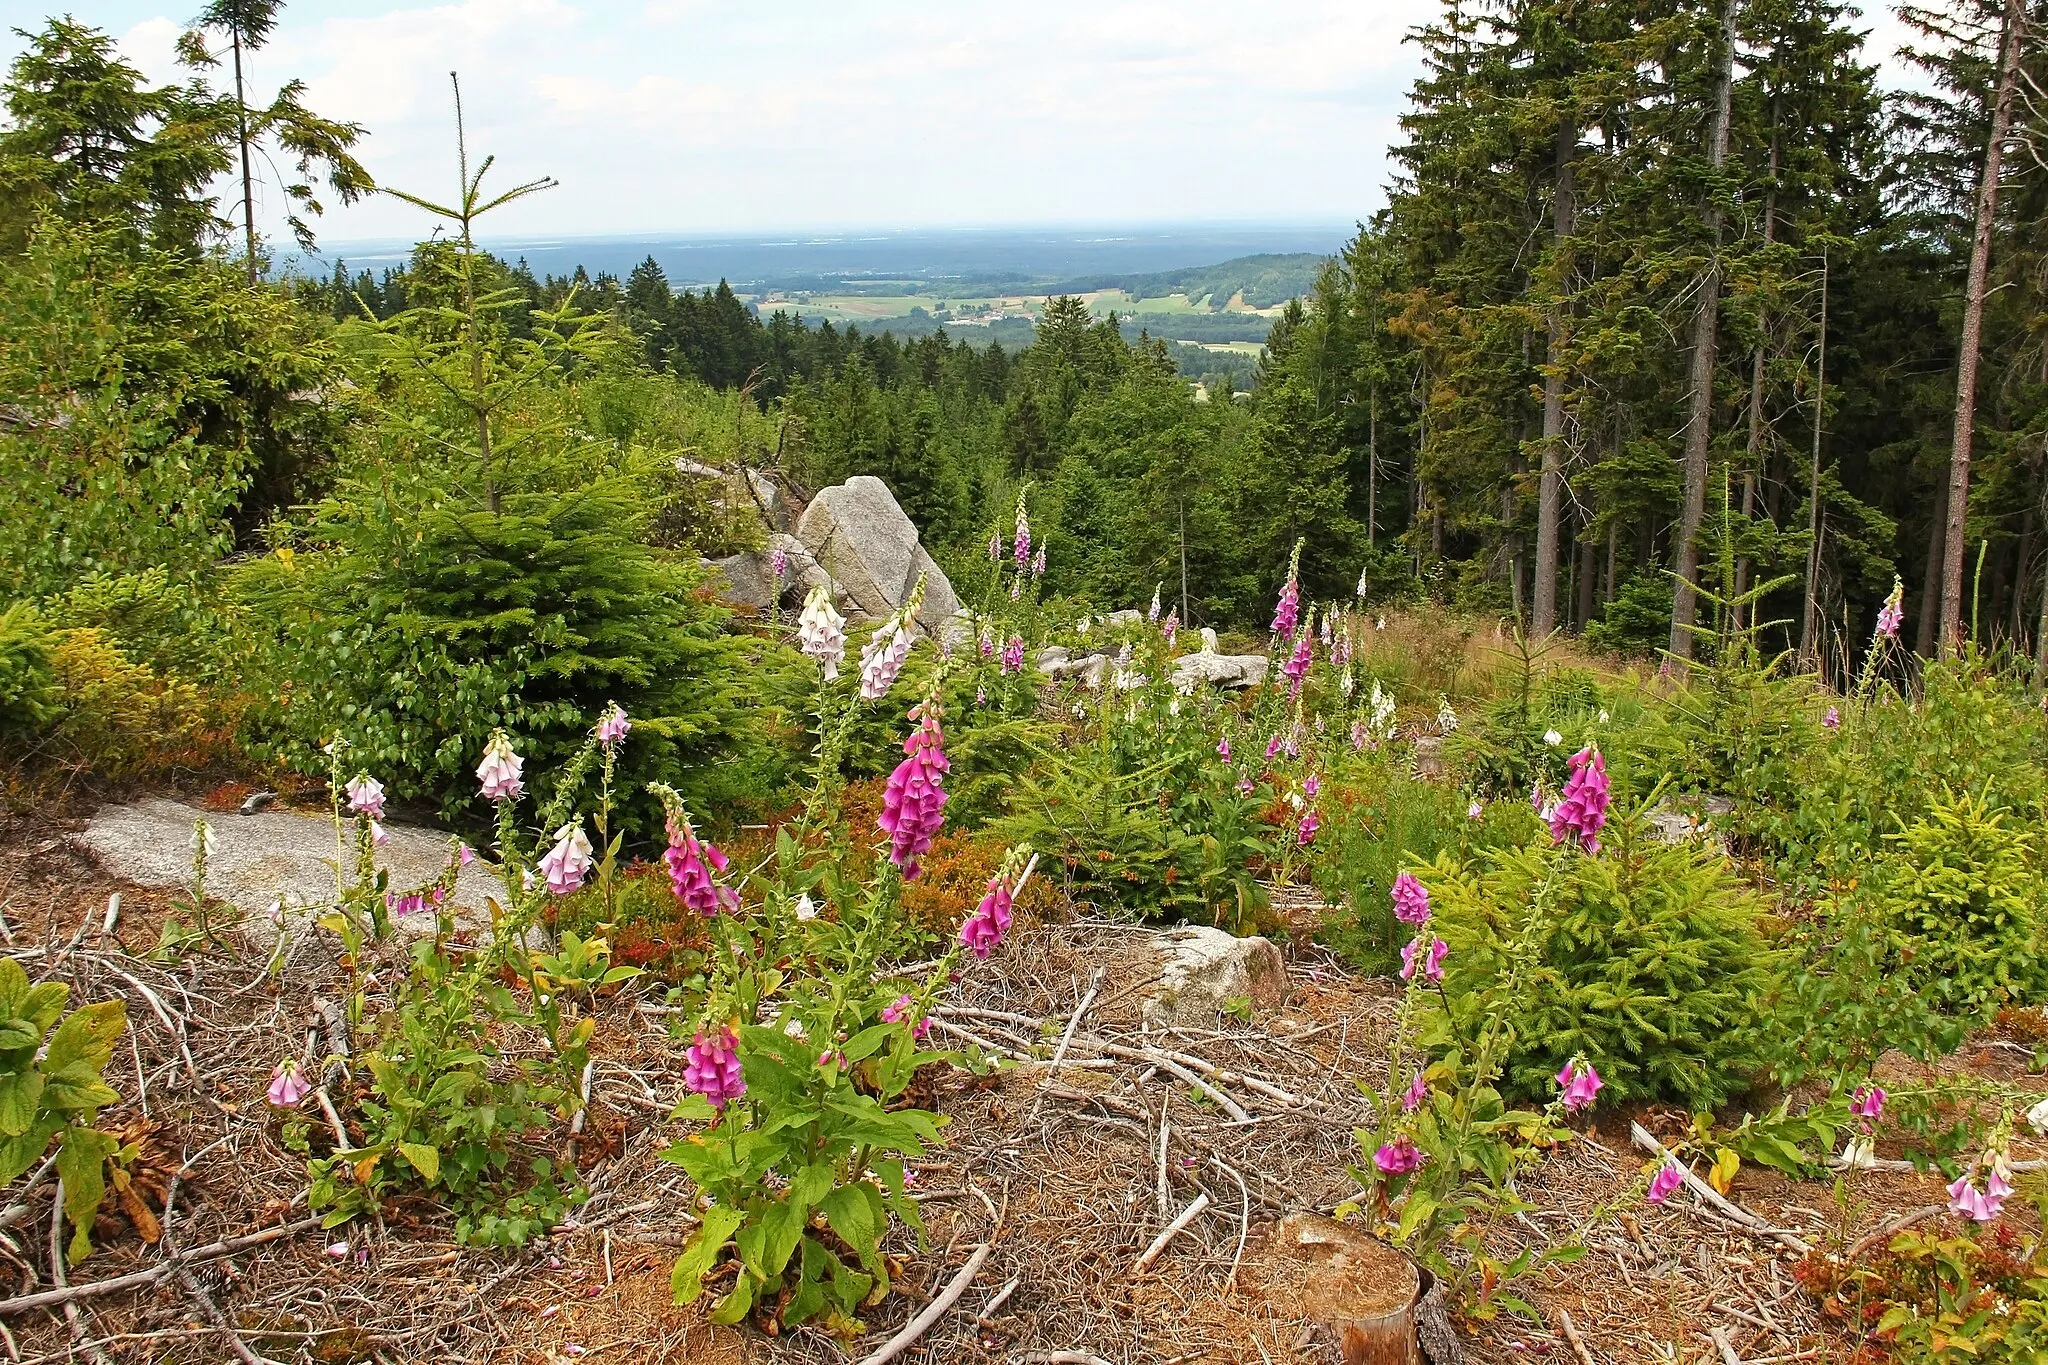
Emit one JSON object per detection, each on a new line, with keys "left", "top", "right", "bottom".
{"left": 1423, "top": 817, "right": 1778, "bottom": 1108}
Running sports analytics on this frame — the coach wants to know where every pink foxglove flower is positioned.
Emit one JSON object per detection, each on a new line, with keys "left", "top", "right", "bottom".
{"left": 960, "top": 871, "right": 1015, "bottom": 958}
{"left": 595, "top": 703, "right": 630, "bottom": 748}
{"left": 1549, "top": 746, "right": 1610, "bottom": 854}
{"left": 368, "top": 819, "right": 389, "bottom": 848}
{"left": 1271, "top": 576, "right": 1299, "bottom": 639}
{"left": 685, "top": 1026, "right": 745, "bottom": 1112}
{"left": 1013, "top": 492, "right": 1031, "bottom": 569}
{"left": 1874, "top": 576, "right": 1904, "bottom": 641}
{"left": 882, "top": 994, "right": 912, "bottom": 1024}
{"left": 1556, "top": 1059, "right": 1603, "bottom": 1112}
{"left": 879, "top": 694, "right": 949, "bottom": 878}
{"left": 1148, "top": 585, "right": 1161, "bottom": 622}
{"left": 1283, "top": 633, "right": 1313, "bottom": 694}
{"left": 457, "top": 842, "right": 476, "bottom": 867}
{"left": 664, "top": 813, "right": 737, "bottom": 915}
{"left": 1217, "top": 735, "right": 1231, "bottom": 760}
{"left": 1297, "top": 810, "right": 1319, "bottom": 846}
{"left": 1849, "top": 1084, "right": 1885, "bottom": 1122}
{"left": 1350, "top": 719, "right": 1367, "bottom": 751}
{"left": 1946, "top": 1171, "right": 2002, "bottom": 1222}
{"left": 1002, "top": 636, "right": 1024, "bottom": 675}
{"left": 1821, "top": 706, "right": 1840, "bottom": 730}
{"left": 267, "top": 1058, "right": 310, "bottom": 1108}
{"left": 345, "top": 774, "right": 386, "bottom": 820}
{"left": 770, "top": 544, "right": 788, "bottom": 581}
{"left": 1646, "top": 1160, "right": 1684, "bottom": 1204}
{"left": 1264, "top": 734, "right": 1282, "bottom": 761}
{"left": 1031, "top": 545, "right": 1046, "bottom": 577}
{"left": 538, "top": 823, "right": 594, "bottom": 896}
{"left": 1163, "top": 609, "right": 1178, "bottom": 645}
{"left": 1401, "top": 1071, "right": 1427, "bottom": 1113}
{"left": 797, "top": 584, "right": 847, "bottom": 681}
{"left": 1391, "top": 872, "right": 1430, "bottom": 925}
{"left": 988, "top": 532, "right": 1002, "bottom": 562}
{"left": 1373, "top": 1137, "right": 1421, "bottom": 1175}
{"left": 1467, "top": 799, "right": 1485, "bottom": 820}
{"left": 1400, "top": 935, "right": 1447, "bottom": 983}
{"left": 1304, "top": 773, "right": 1320, "bottom": 799}
{"left": 476, "top": 731, "right": 524, "bottom": 802}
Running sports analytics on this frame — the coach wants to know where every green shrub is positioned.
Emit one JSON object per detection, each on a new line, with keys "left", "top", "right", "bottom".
{"left": 1583, "top": 574, "right": 1671, "bottom": 656}
{"left": 1314, "top": 755, "right": 1522, "bottom": 972}
{"left": 0, "top": 603, "right": 56, "bottom": 736}
{"left": 235, "top": 466, "right": 761, "bottom": 835}
{"left": 1422, "top": 815, "right": 1777, "bottom": 1109}
{"left": 1876, "top": 789, "right": 2044, "bottom": 1018}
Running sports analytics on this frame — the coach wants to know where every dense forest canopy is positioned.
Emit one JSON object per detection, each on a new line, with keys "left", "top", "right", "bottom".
{"left": 6, "top": 0, "right": 2048, "bottom": 675}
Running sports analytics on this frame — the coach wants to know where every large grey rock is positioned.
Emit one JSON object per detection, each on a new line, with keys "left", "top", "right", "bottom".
{"left": 1143, "top": 926, "right": 1287, "bottom": 1024}
{"left": 710, "top": 533, "right": 842, "bottom": 612}
{"left": 1103, "top": 609, "right": 1144, "bottom": 628}
{"left": 795, "top": 476, "right": 962, "bottom": 636}
{"left": 73, "top": 798, "right": 507, "bottom": 940}
{"left": 1170, "top": 651, "right": 1269, "bottom": 691}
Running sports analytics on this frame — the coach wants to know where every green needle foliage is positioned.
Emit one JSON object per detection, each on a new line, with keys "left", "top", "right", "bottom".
{"left": 1424, "top": 815, "right": 1778, "bottom": 1109}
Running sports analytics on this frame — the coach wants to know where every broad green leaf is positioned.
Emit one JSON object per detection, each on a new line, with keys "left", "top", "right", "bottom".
{"left": 398, "top": 1143, "right": 440, "bottom": 1183}
{"left": 0, "top": 1068, "right": 45, "bottom": 1137}
{"left": 670, "top": 1205, "right": 744, "bottom": 1304}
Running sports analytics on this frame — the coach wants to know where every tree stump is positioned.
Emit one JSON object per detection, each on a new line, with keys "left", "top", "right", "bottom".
{"left": 1274, "top": 1213, "right": 1425, "bottom": 1365}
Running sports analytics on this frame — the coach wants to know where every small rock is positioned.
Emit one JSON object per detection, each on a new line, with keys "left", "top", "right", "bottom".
{"left": 1410, "top": 735, "right": 1447, "bottom": 780}
{"left": 1170, "top": 651, "right": 1269, "bottom": 691}
{"left": 1143, "top": 925, "right": 1286, "bottom": 1024}
{"left": 238, "top": 790, "right": 277, "bottom": 815}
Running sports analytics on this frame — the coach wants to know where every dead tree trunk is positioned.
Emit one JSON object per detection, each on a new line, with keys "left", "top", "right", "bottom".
{"left": 1668, "top": 0, "right": 1737, "bottom": 664}
{"left": 1533, "top": 113, "right": 1578, "bottom": 636}
{"left": 1940, "top": 0, "right": 2028, "bottom": 649}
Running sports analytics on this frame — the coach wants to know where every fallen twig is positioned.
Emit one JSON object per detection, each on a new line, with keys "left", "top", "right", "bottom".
{"left": 1558, "top": 1308, "right": 1598, "bottom": 1365}
{"left": 1209, "top": 1156, "right": 1251, "bottom": 1292}
{"left": 852, "top": 1241, "right": 990, "bottom": 1365}
{"left": 1843, "top": 1204, "right": 1948, "bottom": 1263}
{"left": 1710, "top": 1326, "right": 1743, "bottom": 1365}
{"left": 49, "top": 1180, "right": 114, "bottom": 1365}
{"left": 0, "top": 1215, "right": 326, "bottom": 1315}
{"left": 1026, "top": 967, "right": 1105, "bottom": 1122}
{"left": 1630, "top": 1122, "right": 1812, "bottom": 1255}
{"left": 1131, "top": 1191, "right": 1212, "bottom": 1275}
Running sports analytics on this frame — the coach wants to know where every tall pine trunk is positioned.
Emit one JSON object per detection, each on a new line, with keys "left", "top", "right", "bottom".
{"left": 233, "top": 28, "right": 258, "bottom": 285}
{"left": 1939, "top": 0, "right": 2027, "bottom": 648}
{"left": 1532, "top": 113, "right": 1577, "bottom": 635}
{"left": 1668, "top": 0, "right": 1737, "bottom": 663}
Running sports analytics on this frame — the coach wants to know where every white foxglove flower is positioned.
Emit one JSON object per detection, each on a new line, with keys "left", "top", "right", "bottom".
{"left": 1543, "top": 729, "right": 1562, "bottom": 747}
{"left": 2028, "top": 1096, "right": 2048, "bottom": 1135}
{"left": 190, "top": 820, "right": 218, "bottom": 859}
{"left": 537, "top": 823, "right": 594, "bottom": 896}
{"left": 476, "top": 731, "right": 524, "bottom": 802}
{"left": 796, "top": 584, "right": 846, "bottom": 681}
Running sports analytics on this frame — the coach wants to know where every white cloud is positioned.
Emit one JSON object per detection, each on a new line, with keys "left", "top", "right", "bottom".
{"left": 13, "top": 0, "right": 1934, "bottom": 246}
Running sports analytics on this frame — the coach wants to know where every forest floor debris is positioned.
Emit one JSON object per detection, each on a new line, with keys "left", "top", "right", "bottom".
{"left": 0, "top": 806, "right": 2040, "bottom": 1365}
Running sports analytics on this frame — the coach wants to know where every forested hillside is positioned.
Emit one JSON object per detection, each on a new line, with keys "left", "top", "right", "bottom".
{"left": 6, "top": 7, "right": 2048, "bottom": 1362}
{"left": 232, "top": 0, "right": 2048, "bottom": 675}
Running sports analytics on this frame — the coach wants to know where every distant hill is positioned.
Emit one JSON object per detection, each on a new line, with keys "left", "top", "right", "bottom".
{"left": 1050, "top": 253, "right": 1328, "bottom": 310}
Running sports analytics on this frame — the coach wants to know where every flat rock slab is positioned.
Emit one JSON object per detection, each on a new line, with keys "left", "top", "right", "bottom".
{"left": 1143, "top": 925, "right": 1287, "bottom": 1024}
{"left": 73, "top": 798, "right": 507, "bottom": 934}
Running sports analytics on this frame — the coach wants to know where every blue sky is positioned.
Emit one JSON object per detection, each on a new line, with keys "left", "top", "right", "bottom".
{"left": 3, "top": 1, "right": 1920, "bottom": 246}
